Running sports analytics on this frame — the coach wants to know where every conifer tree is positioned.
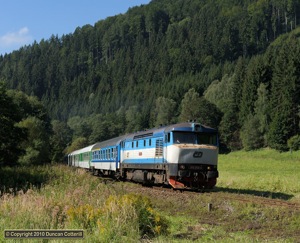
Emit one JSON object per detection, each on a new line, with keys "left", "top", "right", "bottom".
{"left": 268, "top": 36, "right": 300, "bottom": 150}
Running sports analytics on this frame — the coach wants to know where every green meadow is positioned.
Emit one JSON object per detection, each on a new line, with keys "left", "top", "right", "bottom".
{"left": 217, "top": 149, "right": 300, "bottom": 202}
{"left": 0, "top": 149, "right": 299, "bottom": 242}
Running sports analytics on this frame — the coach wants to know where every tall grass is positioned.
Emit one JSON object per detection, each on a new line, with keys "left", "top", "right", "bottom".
{"left": 217, "top": 149, "right": 300, "bottom": 201}
{"left": 0, "top": 165, "right": 168, "bottom": 242}
{"left": 1, "top": 149, "right": 300, "bottom": 242}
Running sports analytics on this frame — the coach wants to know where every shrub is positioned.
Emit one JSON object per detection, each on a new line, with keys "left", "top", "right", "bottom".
{"left": 288, "top": 135, "right": 300, "bottom": 151}
{"left": 67, "top": 204, "right": 101, "bottom": 230}
{"left": 66, "top": 194, "right": 169, "bottom": 241}
{"left": 102, "top": 194, "right": 169, "bottom": 238}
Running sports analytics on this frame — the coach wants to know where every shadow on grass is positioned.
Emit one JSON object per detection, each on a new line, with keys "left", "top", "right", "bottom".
{"left": 0, "top": 166, "right": 53, "bottom": 195}
{"left": 213, "top": 187, "right": 294, "bottom": 200}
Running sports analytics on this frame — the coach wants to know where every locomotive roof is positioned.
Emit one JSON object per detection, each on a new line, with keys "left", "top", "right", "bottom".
{"left": 164, "top": 122, "right": 216, "bottom": 133}
{"left": 124, "top": 122, "right": 217, "bottom": 141}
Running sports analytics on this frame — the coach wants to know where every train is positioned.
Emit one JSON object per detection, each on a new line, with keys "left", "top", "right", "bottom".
{"left": 67, "top": 122, "right": 219, "bottom": 190}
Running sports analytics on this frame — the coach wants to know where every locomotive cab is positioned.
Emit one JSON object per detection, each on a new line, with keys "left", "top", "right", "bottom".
{"left": 165, "top": 123, "right": 219, "bottom": 189}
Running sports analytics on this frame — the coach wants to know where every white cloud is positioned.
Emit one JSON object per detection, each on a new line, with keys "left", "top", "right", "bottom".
{"left": 0, "top": 27, "right": 33, "bottom": 47}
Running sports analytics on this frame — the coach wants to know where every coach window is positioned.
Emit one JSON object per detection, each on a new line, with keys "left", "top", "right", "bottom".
{"left": 136, "top": 141, "right": 138, "bottom": 147}
{"left": 144, "top": 140, "right": 146, "bottom": 147}
{"left": 149, "top": 139, "right": 152, "bottom": 146}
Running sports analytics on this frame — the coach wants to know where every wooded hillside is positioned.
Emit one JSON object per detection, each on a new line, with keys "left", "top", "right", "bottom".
{"left": 1, "top": 0, "right": 300, "bottom": 156}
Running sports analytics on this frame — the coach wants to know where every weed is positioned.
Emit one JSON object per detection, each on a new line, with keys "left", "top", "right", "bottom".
{"left": 1, "top": 150, "right": 299, "bottom": 242}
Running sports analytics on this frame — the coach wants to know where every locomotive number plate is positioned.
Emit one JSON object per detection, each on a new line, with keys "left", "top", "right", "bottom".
{"left": 189, "top": 165, "right": 202, "bottom": 170}
{"left": 193, "top": 151, "right": 203, "bottom": 158}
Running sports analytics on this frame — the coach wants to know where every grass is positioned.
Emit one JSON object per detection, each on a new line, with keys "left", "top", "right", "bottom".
{"left": 217, "top": 148, "right": 300, "bottom": 201}
{"left": 0, "top": 165, "right": 168, "bottom": 242}
{"left": 0, "top": 149, "right": 300, "bottom": 242}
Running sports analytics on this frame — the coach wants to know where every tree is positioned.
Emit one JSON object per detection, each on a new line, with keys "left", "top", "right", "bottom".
{"left": 68, "top": 116, "right": 92, "bottom": 139}
{"left": 240, "top": 114, "right": 264, "bottom": 151}
{"left": 88, "top": 117, "right": 110, "bottom": 144}
{"left": 218, "top": 104, "right": 242, "bottom": 151}
{"left": 268, "top": 36, "right": 300, "bottom": 150}
{"left": 153, "top": 96, "right": 176, "bottom": 126}
{"left": 0, "top": 82, "right": 26, "bottom": 165}
{"left": 179, "top": 88, "right": 222, "bottom": 128}
{"left": 1, "top": 0, "right": 300, "bottom": 153}
{"left": 239, "top": 55, "right": 265, "bottom": 124}
{"left": 65, "top": 137, "right": 89, "bottom": 154}
{"left": 196, "top": 97, "right": 222, "bottom": 128}
{"left": 254, "top": 83, "right": 269, "bottom": 146}
{"left": 125, "top": 106, "right": 142, "bottom": 133}
{"left": 204, "top": 74, "right": 235, "bottom": 113}
{"left": 7, "top": 89, "right": 52, "bottom": 165}
{"left": 179, "top": 88, "right": 201, "bottom": 122}
{"left": 17, "top": 116, "right": 50, "bottom": 165}
{"left": 50, "top": 120, "right": 72, "bottom": 162}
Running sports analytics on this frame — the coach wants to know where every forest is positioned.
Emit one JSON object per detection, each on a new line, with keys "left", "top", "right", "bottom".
{"left": 1, "top": 0, "right": 300, "bottom": 165}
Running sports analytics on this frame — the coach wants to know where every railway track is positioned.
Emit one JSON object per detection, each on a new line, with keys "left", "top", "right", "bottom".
{"left": 93, "top": 171, "right": 300, "bottom": 210}
{"left": 215, "top": 193, "right": 300, "bottom": 209}
{"left": 148, "top": 185, "right": 300, "bottom": 210}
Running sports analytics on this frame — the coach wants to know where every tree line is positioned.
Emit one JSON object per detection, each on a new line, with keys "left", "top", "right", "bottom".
{"left": 0, "top": 81, "right": 221, "bottom": 165}
{"left": 1, "top": 0, "right": 300, "bottom": 165}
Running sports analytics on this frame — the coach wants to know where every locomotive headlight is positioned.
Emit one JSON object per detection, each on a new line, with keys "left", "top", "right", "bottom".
{"left": 207, "top": 166, "right": 211, "bottom": 170}
{"left": 179, "top": 165, "right": 186, "bottom": 170}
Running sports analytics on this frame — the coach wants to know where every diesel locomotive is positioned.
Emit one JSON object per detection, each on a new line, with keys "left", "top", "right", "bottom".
{"left": 68, "top": 122, "right": 219, "bottom": 189}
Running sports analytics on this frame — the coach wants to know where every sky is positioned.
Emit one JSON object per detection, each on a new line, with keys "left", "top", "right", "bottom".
{"left": 0, "top": 0, "right": 151, "bottom": 55}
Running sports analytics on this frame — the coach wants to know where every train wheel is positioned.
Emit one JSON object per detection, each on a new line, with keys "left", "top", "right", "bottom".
{"left": 204, "top": 178, "right": 217, "bottom": 189}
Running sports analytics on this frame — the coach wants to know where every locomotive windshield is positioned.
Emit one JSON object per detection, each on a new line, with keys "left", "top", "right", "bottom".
{"left": 173, "top": 132, "right": 217, "bottom": 146}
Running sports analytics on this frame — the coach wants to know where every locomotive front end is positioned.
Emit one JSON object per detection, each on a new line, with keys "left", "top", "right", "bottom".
{"left": 165, "top": 123, "right": 219, "bottom": 189}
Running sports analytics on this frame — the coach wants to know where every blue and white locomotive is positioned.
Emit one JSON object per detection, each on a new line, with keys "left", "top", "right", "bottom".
{"left": 68, "top": 122, "right": 219, "bottom": 189}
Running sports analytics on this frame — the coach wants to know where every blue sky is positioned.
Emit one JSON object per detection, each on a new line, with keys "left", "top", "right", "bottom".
{"left": 0, "top": 0, "right": 150, "bottom": 55}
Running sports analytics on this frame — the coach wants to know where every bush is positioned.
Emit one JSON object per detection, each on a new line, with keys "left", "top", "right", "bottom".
{"left": 66, "top": 194, "right": 169, "bottom": 241}
{"left": 288, "top": 135, "right": 300, "bottom": 151}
